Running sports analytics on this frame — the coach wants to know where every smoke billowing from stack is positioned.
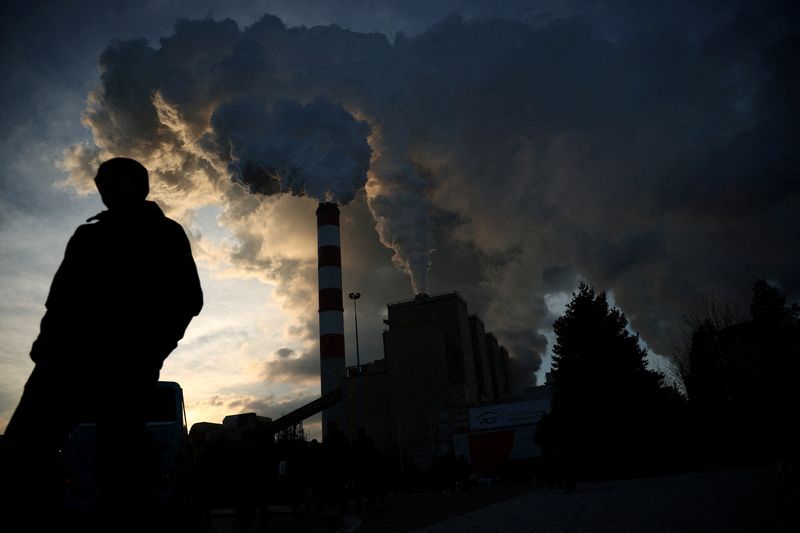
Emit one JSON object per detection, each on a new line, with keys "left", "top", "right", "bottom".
{"left": 316, "top": 202, "right": 345, "bottom": 432}
{"left": 216, "top": 96, "right": 373, "bottom": 206}
{"left": 213, "top": 96, "right": 370, "bottom": 429}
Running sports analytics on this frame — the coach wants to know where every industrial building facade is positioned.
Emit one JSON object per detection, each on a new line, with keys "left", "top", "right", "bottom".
{"left": 342, "top": 292, "right": 545, "bottom": 471}
{"left": 190, "top": 290, "right": 551, "bottom": 487}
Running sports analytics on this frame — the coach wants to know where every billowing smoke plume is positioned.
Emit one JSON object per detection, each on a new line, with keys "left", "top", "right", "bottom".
{"left": 367, "top": 125, "right": 435, "bottom": 294}
{"left": 62, "top": 1, "right": 800, "bottom": 388}
{"left": 211, "top": 96, "right": 371, "bottom": 204}
{"left": 65, "top": 15, "right": 435, "bottom": 296}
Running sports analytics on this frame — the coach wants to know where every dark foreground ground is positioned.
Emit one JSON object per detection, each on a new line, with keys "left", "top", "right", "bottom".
{"left": 357, "top": 464, "right": 799, "bottom": 533}
{"left": 54, "top": 463, "right": 798, "bottom": 532}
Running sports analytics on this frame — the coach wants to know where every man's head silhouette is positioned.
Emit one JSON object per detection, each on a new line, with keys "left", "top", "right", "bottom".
{"left": 94, "top": 157, "right": 149, "bottom": 210}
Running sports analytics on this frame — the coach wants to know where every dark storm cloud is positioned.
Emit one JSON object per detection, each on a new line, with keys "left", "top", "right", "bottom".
{"left": 411, "top": 1, "right": 799, "bottom": 362}
{"left": 275, "top": 347, "right": 294, "bottom": 358}
{"left": 212, "top": 96, "right": 372, "bottom": 203}
{"left": 262, "top": 347, "right": 320, "bottom": 384}
{"left": 61, "top": 0, "right": 800, "bottom": 388}
{"left": 542, "top": 265, "right": 577, "bottom": 293}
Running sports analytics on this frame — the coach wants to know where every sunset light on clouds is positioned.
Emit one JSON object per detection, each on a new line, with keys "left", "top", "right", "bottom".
{"left": 2, "top": 0, "right": 798, "bottom": 443}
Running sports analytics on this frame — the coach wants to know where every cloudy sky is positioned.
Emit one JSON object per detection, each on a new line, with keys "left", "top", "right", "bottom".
{"left": 1, "top": 0, "right": 797, "bottom": 439}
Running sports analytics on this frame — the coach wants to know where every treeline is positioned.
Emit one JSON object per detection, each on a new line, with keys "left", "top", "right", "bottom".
{"left": 535, "top": 280, "right": 799, "bottom": 486}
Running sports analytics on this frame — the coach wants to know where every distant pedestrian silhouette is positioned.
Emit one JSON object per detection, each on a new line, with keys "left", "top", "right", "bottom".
{"left": 322, "top": 420, "right": 352, "bottom": 513}
{"left": 1, "top": 157, "right": 203, "bottom": 528}
{"left": 352, "top": 426, "right": 377, "bottom": 510}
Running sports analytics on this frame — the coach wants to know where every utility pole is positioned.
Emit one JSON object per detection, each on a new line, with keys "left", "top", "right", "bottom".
{"left": 348, "top": 292, "right": 361, "bottom": 372}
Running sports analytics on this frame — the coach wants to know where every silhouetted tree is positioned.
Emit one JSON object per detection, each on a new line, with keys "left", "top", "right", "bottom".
{"left": 683, "top": 280, "right": 800, "bottom": 467}
{"left": 670, "top": 293, "right": 745, "bottom": 394}
{"left": 276, "top": 421, "right": 307, "bottom": 443}
{"left": 538, "top": 283, "right": 684, "bottom": 481}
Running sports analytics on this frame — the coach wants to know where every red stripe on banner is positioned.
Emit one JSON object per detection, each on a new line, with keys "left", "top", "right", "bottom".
{"left": 316, "top": 210, "right": 340, "bottom": 227}
{"left": 319, "top": 288, "right": 344, "bottom": 311}
{"left": 468, "top": 430, "right": 515, "bottom": 477}
{"left": 318, "top": 246, "right": 341, "bottom": 268}
{"left": 320, "top": 334, "right": 345, "bottom": 358}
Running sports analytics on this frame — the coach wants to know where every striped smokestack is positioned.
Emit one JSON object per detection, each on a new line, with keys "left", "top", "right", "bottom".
{"left": 316, "top": 202, "right": 345, "bottom": 433}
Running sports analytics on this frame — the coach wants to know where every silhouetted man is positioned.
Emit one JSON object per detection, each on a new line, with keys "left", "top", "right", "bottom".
{"left": 1, "top": 157, "right": 203, "bottom": 526}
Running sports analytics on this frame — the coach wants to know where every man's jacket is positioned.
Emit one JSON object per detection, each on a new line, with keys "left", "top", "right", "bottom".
{"left": 30, "top": 200, "right": 203, "bottom": 380}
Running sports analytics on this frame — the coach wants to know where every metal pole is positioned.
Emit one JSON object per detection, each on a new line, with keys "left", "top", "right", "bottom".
{"left": 348, "top": 292, "right": 361, "bottom": 372}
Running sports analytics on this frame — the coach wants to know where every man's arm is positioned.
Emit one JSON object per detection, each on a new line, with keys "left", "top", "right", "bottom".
{"left": 172, "top": 222, "right": 203, "bottom": 329}
{"left": 149, "top": 221, "right": 203, "bottom": 365}
{"left": 30, "top": 228, "right": 90, "bottom": 363}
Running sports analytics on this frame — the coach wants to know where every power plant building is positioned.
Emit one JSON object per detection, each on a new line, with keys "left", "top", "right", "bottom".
{"left": 313, "top": 203, "right": 530, "bottom": 466}
{"left": 343, "top": 292, "right": 533, "bottom": 470}
{"left": 190, "top": 289, "right": 549, "bottom": 485}
{"left": 190, "top": 204, "right": 548, "bottom": 487}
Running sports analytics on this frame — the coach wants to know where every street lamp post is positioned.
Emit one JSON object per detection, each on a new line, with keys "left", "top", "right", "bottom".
{"left": 348, "top": 292, "right": 361, "bottom": 373}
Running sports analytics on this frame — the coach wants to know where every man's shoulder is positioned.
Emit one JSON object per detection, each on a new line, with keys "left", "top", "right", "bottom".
{"left": 160, "top": 214, "right": 187, "bottom": 231}
{"left": 67, "top": 212, "right": 189, "bottom": 252}
{"left": 159, "top": 215, "right": 192, "bottom": 243}
{"left": 71, "top": 220, "right": 104, "bottom": 240}
{"left": 145, "top": 202, "right": 188, "bottom": 234}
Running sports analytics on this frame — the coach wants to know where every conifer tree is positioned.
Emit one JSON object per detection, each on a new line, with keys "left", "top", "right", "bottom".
{"left": 541, "top": 282, "right": 674, "bottom": 479}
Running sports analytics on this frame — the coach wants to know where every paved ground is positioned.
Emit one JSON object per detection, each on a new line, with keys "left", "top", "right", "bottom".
{"left": 355, "top": 481, "right": 535, "bottom": 532}
{"left": 51, "top": 464, "right": 799, "bottom": 532}
{"left": 206, "top": 508, "right": 345, "bottom": 533}
{"left": 409, "top": 465, "right": 799, "bottom": 533}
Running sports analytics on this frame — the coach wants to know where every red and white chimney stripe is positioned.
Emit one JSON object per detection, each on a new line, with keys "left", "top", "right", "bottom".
{"left": 316, "top": 202, "right": 345, "bottom": 431}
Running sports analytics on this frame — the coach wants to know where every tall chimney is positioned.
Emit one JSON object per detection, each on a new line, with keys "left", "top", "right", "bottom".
{"left": 316, "top": 202, "right": 345, "bottom": 435}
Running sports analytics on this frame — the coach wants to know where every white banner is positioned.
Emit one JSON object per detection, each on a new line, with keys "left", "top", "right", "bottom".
{"left": 469, "top": 400, "right": 536, "bottom": 430}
